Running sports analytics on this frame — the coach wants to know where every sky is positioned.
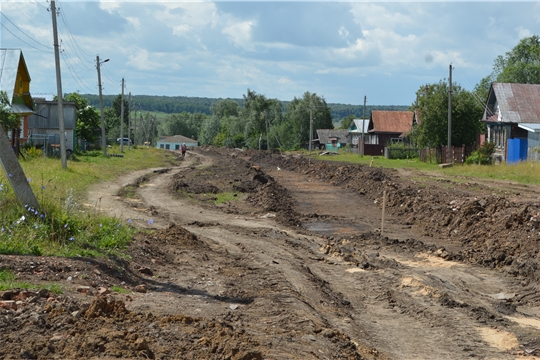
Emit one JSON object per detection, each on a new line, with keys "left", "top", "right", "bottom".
{"left": 1, "top": 1, "right": 539, "bottom": 106}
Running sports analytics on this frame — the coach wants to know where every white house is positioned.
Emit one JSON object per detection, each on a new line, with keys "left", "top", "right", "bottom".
{"left": 156, "top": 135, "right": 198, "bottom": 150}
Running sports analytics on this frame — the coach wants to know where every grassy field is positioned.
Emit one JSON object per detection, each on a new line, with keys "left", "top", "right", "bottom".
{"left": 0, "top": 146, "right": 175, "bottom": 258}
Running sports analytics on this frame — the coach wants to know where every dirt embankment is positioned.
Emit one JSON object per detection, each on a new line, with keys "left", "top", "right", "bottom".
{"left": 249, "top": 150, "right": 540, "bottom": 281}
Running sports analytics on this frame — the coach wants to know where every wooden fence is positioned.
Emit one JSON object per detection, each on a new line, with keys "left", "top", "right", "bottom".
{"left": 419, "top": 144, "right": 478, "bottom": 164}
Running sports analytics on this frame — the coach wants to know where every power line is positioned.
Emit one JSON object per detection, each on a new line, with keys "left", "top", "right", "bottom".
{"left": 10, "top": 3, "right": 46, "bottom": 32}
{"left": 60, "top": 50, "right": 95, "bottom": 93}
{"left": 453, "top": 67, "right": 494, "bottom": 118}
{"left": 56, "top": 0, "right": 93, "bottom": 64}
{"left": 0, "top": 22, "right": 52, "bottom": 54}
{"left": 0, "top": 12, "right": 52, "bottom": 50}
{"left": 29, "top": 0, "right": 48, "bottom": 10}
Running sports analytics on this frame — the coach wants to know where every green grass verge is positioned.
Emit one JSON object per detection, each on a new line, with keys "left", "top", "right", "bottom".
{"left": 0, "top": 147, "right": 174, "bottom": 257}
{"left": 310, "top": 152, "right": 540, "bottom": 186}
{"left": 0, "top": 269, "right": 63, "bottom": 293}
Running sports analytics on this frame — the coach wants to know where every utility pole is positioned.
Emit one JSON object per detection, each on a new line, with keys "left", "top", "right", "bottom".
{"left": 50, "top": 0, "right": 67, "bottom": 169}
{"left": 96, "top": 55, "right": 109, "bottom": 156}
{"left": 361, "top": 95, "right": 366, "bottom": 157}
{"left": 448, "top": 63, "right": 453, "bottom": 163}
{"left": 120, "top": 77, "right": 125, "bottom": 152}
{"left": 309, "top": 101, "right": 313, "bottom": 153}
{"left": 128, "top": 92, "right": 131, "bottom": 150}
{"left": 264, "top": 111, "right": 269, "bottom": 151}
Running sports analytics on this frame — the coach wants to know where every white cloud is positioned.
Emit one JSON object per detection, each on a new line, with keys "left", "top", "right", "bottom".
{"left": 350, "top": 3, "right": 416, "bottom": 30}
{"left": 222, "top": 21, "right": 255, "bottom": 50}
{"left": 515, "top": 26, "right": 532, "bottom": 39}
{"left": 172, "top": 24, "right": 192, "bottom": 36}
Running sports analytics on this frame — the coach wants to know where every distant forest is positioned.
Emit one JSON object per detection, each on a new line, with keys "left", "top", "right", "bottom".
{"left": 82, "top": 94, "right": 408, "bottom": 123}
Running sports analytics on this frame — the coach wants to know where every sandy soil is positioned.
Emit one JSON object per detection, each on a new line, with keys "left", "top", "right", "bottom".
{"left": 2, "top": 147, "right": 540, "bottom": 359}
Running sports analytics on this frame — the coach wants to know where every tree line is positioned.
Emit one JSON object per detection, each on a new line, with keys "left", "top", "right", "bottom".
{"left": 82, "top": 94, "right": 407, "bottom": 124}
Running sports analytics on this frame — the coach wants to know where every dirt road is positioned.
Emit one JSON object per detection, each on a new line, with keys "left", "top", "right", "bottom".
{"left": 2, "top": 147, "right": 540, "bottom": 359}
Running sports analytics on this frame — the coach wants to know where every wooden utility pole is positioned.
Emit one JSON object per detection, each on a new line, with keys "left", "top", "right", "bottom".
{"left": 128, "top": 92, "right": 132, "bottom": 150}
{"left": 264, "top": 111, "right": 269, "bottom": 151}
{"left": 96, "top": 55, "right": 108, "bottom": 156}
{"left": 448, "top": 64, "right": 453, "bottom": 163}
{"left": 0, "top": 126, "right": 38, "bottom": 208}
{"left": 309, "top": 102, "right": 313, "bottom": 153}
{"left": 120, "top": 77, "right": 125, "bottom": 152}
{"left": 50, "top": 0, "right": 67, "bottom": 169}
{"left": 361, "top": 95, "right": 366, "bottom": 157}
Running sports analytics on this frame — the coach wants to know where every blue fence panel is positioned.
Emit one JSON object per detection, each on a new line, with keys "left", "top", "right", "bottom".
{"left": 508, "top": 138, "right": 528, "bottom": 163}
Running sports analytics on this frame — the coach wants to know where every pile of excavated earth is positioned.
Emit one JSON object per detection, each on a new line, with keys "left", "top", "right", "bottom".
{"left": 2, "top": 146, "right": 540, "bottom": 359}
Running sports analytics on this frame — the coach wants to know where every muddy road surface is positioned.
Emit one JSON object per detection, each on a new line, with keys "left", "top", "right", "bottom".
{"left": 2, "top": 147, "right": 540, "bottom": 359}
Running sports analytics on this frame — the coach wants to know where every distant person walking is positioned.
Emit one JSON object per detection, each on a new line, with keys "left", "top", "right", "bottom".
{"left": 181, "top": 143, "right": 187, "bottom": 159}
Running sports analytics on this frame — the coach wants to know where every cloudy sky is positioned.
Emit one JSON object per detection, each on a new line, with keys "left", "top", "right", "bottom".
{"left": 1, "top": 1, "right": 538, "bottom": 106}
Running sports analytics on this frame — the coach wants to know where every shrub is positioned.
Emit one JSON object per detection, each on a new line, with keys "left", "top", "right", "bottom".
{"left": 465, "top": 142, "right": 495, "bottom": 165}
{"left": 386, "top": 142, "right": 419, "bottom": 160}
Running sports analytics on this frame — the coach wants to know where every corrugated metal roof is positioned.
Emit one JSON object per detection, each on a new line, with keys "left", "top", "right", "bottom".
{"left": 315, "top": 129, "right": 349, "bottom": 144}
{"left": 349, "top": 119, "right": 369, "bottom": 133}
{"left": 370, "top": 110, "right": 414, "bottom": 134}
{"left": 491, "top": 83, "right": 540, "bottom": 124}
{"left": 0, "top": 49, "right": 22, "bottom": 104}
{"left": 11, "top": 103, "right": 33, "bottom": 114}
{"left": 518, "top": 123, "right": 540, "bottom": 133}
{"left": 158, "top": 135, "right": 198, "bottom": 144}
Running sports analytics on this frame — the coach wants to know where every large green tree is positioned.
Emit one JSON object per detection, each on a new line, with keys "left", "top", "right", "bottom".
{"left": 240, "top": 89, "right": 282, "bottom": 149}
{"left": 494, "top": 35, "right": 540, "bottom": 84}
{"left": 279, "top": 92, "right": 333, "bottom": 150}
{"left": 412, "top": 80, "right": 483, "bottom": 148}
{"left": 64, "top": 92, "right": 101, "bottom": 143}
{"left": 158, "top": 112, "right": 201, "bottom": 139}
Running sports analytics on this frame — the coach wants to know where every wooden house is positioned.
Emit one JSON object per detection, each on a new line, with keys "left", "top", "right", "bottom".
{"left": 367, "top": 110, "right": 414, "bottom": 145}
{"left": 157, "top": 135, "right": 198, "bottom": 150}
{"left": 315, "top": 129, "right": 349, "bottom": 151}
{"left": 0, "top": 49, "right": 34, "bottom": 145}
{"left": 482, "top": 82, "right": 540, "bottom": 163}
{"left": 348, "top": 118, "right": 374, "bottom": 146}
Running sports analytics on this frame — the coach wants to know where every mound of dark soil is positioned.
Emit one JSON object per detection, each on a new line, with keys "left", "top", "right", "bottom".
{"left": 251, "top": 151, "right": 540, "bottom": 280}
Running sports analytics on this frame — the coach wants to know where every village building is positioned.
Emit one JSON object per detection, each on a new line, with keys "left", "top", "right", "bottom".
{"left": 156, "top": 135, "right": 198, "bottom": 150}
{"left": 0, "top": 49, "right": 35, "bottom": 148}
{"left": 482, "top": 82, "right": 540, "bottom": 163}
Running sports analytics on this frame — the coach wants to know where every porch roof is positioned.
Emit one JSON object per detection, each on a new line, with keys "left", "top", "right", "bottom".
{"left": 518, "top": 123, "right": 540, "bottom": 133}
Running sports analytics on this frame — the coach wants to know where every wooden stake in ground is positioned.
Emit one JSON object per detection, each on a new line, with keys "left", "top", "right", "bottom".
{"left": 381, "top": 190, "right": 387, "bottom": 236}
{"left": 0, "top": 126, "right": 39, "bottom": 208}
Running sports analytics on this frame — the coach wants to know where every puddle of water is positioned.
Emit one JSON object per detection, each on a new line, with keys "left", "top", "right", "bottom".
{"left": 303, "top": 220, "right": 370, "bottom": 236}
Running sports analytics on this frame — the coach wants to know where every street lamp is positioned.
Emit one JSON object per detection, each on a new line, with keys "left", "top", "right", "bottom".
{"left": 96, "top": 55, "right": 109, "bottom": 156}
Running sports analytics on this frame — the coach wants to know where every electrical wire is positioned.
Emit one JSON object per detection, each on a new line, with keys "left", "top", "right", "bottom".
{"left": 101, "top": 64, "right": 118, "bottom": 86}
{"left": 56, "top": 0, "right": 93, "bottom": 65}
{"left": 454, "top": 67, "right": 494, "bottom": 118}
{"left": 9, "top": 4, "right": 47, "bottom": 35}
{"left": 29, "top": 0, "right": 48, "bottom": 10}
{"left": 0, "top": 22, "right": 52, "bottom": 54}
{"left": 60, "top": 50, "right": 95, "bottom": 93}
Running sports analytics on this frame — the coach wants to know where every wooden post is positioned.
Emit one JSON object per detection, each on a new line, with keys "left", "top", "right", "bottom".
{"left": 381, "top": 191, "right": 387, "bottom": 236}
{"left": 0, "top": 126, "right": 39, "bottom": 208}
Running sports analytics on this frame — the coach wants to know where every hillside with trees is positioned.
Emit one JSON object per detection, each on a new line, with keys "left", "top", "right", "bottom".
{"left": 82, "top": 94, "right": 407, "bottom": 123}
